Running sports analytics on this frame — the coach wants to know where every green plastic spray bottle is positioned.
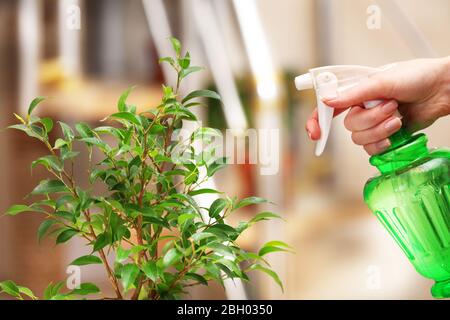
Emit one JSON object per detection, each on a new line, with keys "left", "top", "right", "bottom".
{"left": 295, "top": 65, "right": 450, "bottom": 298}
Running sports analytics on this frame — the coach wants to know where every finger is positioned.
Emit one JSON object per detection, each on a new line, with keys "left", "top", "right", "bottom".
{"left": 344, "top": 100, "right": 398, "bottom": 132}
{"left": 306, "top": 117, "right": 320, "bottom": 140}
{"left": 323, "top": 74, "right": 394, "bottom": 109}
{"left": 305, "top": 108, "right": 347, "bottom": 141}
{"left": 363, "top": 139, "right": 392, "bottom": 155}
{"left": 351, "top": 116, "right": 402, "bottom": 145}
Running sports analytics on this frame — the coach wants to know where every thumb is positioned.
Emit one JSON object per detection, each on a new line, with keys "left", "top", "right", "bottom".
{"left": 322, "top": 75, "right": 394, "bottom": 109}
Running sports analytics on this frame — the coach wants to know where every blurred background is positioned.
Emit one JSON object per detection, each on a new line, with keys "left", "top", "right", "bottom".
{"left": 0, "top": 0, "right": 449, "bottom": 300}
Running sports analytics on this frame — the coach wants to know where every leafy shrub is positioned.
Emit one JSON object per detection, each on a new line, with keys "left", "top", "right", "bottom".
{"left": 0, "top": 38, "right": 291, "bottom": 300}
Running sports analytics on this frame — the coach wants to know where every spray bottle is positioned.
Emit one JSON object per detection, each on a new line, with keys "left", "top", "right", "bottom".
{"left": 295, "top": 65, "right": 450, "bottom": 298}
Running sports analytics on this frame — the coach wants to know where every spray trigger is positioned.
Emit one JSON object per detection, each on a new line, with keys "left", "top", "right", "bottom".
{"left": 295, "top": 65, "right": 388, "bottom": 156}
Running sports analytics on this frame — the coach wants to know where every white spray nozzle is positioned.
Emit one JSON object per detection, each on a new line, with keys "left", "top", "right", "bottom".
{"left": 295, "top": 73, "right": 314, "bottom": 91}
{"left": 295, "top": 65, "right": 388, "bottom": 156}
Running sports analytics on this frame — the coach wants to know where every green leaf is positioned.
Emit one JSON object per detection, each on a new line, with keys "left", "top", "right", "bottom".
{"left": 217, "top": 259, "right": 241, "bottom": 277}
{"left": 118, "top": 86, "right": 135, "bottom": 112}
{"left": 38, "top": 219, "right": 57, "bottom": 242}
{"left": 205, "top": 263, "right": 222, "bottom": 282}
{"left": 121, "top": 264, "right": 140, "bottom": 291}
{"left": 142, "top": 260, "right": 158, "bottom": 282}
{"left": 184, "top": 102, "right": 203, "bottom": 108}
{"left": 258, "top": 240, "right": 293, "bottom": 257}
{"left": 0, "top": 280, "right": 21, "bottom": 298}
{"left": 206, "top": 158, "right": 228, "bottom": 177}
{"left": 18, "top": 286, "right": 37, "bottom": 300}
{"left": 209, "top": 198, "right": 228, "bottom": 219}
{"left": 75, "top": 122, "right": 94, "bottom": 139}
{"left": 31, "top": 180, "right": 68, "bottom": 195}
{"left": 53, "top": 138, "right": 68, "bottom": 149}
{"left": 238, "top": 251, "right": 267, "bottom": 264}
{"left": 149, "top": 123, "right": 166, "bottom": 134}
{"left": 180, "top": 66, "right": 203, "bottom": 79}
{"left": 28, "top": 97, "right": 46, "bottom": 115}
{"left": 61, "top": 150, "right": 79, "bottom": 161}
{"left": 263, "top": 240, "right": 292, "bottom": 249}
{"left": 171, "top": 107, "right": 197, "bottom": 121}
{"left": 143, "top": 216, "right": 170, "bottom": 229}
{"left": 93, "top": 232, "right": 110, "bottom": 252}
{"left": 44, "top": 281, "right": 65, "bottom": 300}
{"left": 207, "top": 224, "right": 238, "bottom": 239}
{"left": 178, "top": 213, "right": 196, "bottom": 226}
{"left": 31, "top": 155, "right": 63, "bottom": 172}
{"left": 41, "top": 118, "right": 53, "bottom": 133}
{"left": 250, "top": 264, "right": 283, "bottom": 291}
{"left": 182, "top": 90, "right": 221, "bottom": 104}
{"left": 191, "top": 232, "right": 215, "bottom": 243}
{"left": 188, "top": 188, "right": 221, "bottom": 196}
{"left": 185, "top": 273, "right": 208, "bottom": 286}
{"left": 169, "top": 37, "right": 181, "bottom": 57}
{"left": 5, "top": 204, "right": 34, "bottom": 216}
{"left": 159, "top": 56, "right": 175, "bottom": 66}
{"left": 110, "top": 112, "right": 142, "bottom": 126}
{"left": 258, "top": 246, "right": 289, "bottom": 257}
{"left": 54, "top": 211, "right": 75, "bottom": 222}
{"left": 192, "top": 127, "right": 222, "bottom": 141}
{"left": 116, "top": 246, "right": 130, "bottom": 263}
{"left": 59, "top": 122, "right": 74, "bottom": 141}
{"left": 130, "top": 245, "right": 146, "bottom": 256}
{"left": 78, "top": 137, "right": 108, "bottom": 149}
{"left": 178, "top": 51, "right": 190, "bottom": 69}
{"left": 70, "top": 283, "right": 100, "bottom": 296}
{"left": 184, "top": 165, "right": 199, "bottom": 185}
{"left": 206, "top": 242, "right": 234, "bottom": 258}
{"left": 7, "top": 124, "right": 27, "bottom": 133}
{"left": 34, "top": 199, "right": 56, "bottom": 209}
{"left": 70, "top": 255, "right": 103, "bottom": 266}
{"left": 163, "top": 248, "right": 182, "bottom": 268}
{"left": 234, "top": 196, "right": 268, "bottom": 210}
{"left": 8, "top": 124, "right": 44, "bottom": 140}
{"left": 56, "top": 228, "right": 78, "bottom": 244}
{"left": 250, "top": 212, "right": 283, "bottom": 223}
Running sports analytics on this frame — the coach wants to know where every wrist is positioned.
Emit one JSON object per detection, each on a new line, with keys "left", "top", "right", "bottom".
{"left": 438, "top": 56, "right": 450, "bottom": 116}
{"left": 440, "top": 56, "right": 450, "bottom": 83}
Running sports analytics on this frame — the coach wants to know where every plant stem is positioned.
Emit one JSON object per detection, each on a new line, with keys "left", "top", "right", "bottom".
{"left": 83, "top": 211, "right": 123, "bottom": 299}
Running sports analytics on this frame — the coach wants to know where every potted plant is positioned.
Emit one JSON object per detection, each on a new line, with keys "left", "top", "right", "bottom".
{"left": 0, "top": 38, "right": 290, "bottom": 300}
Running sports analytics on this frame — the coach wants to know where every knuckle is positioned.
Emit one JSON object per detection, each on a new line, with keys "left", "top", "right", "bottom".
{"left": 344, "top": 115, "right": 353, "bottom": 131}
{"left": 375, "top": 125, "right": 390, "bottom": 141}
{"left": 367, "top": 110, "right": 380, "bottom": 124}
{"left": 363, "top": 145, "right": 374, "bottom": 155}
{"left": 351, "top": 132, "right": 363, "bottom": 145}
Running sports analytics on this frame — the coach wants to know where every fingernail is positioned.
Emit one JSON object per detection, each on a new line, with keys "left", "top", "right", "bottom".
{"left": 375, "top": 139, "right": 391, "bottom": 150}
{"left": 384, "top": 117, "right": 402, "bottom": 131}
{"left": 381, "top": 101, "right": 398, "bottom": 115}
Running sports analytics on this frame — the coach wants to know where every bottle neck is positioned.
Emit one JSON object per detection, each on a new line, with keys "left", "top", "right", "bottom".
{"left": 388, "top": 127, "right": 413, "bottom": 149}
{"left": 370, "top": 129, "right": 429, "bottom": 174}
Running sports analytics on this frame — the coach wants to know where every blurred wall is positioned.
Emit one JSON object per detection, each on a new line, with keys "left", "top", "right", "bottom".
{"left": 0, "top": 0, "right": 17, "bottom": 277}
{"left": 258, "top": 0, "right": 318, "bottom": 70}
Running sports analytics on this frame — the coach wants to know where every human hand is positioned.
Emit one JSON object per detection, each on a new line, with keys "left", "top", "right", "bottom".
{"left": 306, "top": 57, "right": 450, "bottom": 155}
